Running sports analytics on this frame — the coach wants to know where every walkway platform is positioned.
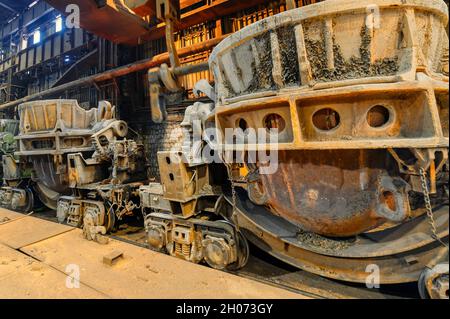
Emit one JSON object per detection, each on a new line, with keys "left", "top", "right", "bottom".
{"left": 0, "top": 207, "right": 306, "bottom": 299}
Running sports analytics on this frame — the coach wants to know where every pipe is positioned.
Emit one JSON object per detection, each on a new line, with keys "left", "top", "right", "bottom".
{"left": 173, "top": 62, "right": 209, "bottom": 76}
{"left": 0, "top": 35, "right": 226, "bottom": 111}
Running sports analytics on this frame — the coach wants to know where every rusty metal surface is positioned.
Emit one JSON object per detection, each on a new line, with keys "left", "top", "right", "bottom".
{"left": 207, "top": 0, "right": 449, "bottom": 238}
{"left": 13, "top": 99, "right": 150, "bottom": 235}
{"left": 16, "top": 99, "right": 99, "bottom": 157}
{"left": 261, "top": 150, "right": 390, "bottom": 236}
{"left": 236, "top": 255, "right": 409, "bottom": 299}
{"left": 230, "top": 190, "right": 449, "bottom": 284}
{"left": 231, "top": 189, "right": 449, "bottom": 258}
{"left": 15, "top": 100, "right": 102, "bottom": 197}
{"left": 256, "top": 150, "right": 448, "bottom": 236}
{"left": 0, "top": 216, "right": 73, "bottom": 249}
{"left": 420, "top": 263, "right": 449, "bottom": 299}
{"left": 45, "top": 0, "right": 150, "bottom": 45}
{"left": 210, "top": 0, "right": 448, "bottom": 101}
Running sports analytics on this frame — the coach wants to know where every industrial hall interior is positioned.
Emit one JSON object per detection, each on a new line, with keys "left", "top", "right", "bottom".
{"left": 0, "top": 0, "right": 448, "bottom": 300}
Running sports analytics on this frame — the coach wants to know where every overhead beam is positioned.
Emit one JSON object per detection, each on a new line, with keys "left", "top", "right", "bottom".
{"left": 125, "top": 0, "right": 156, "bottom": 16}
{"left": 141, "top": 0, "right": 269, "bottom": 41}
{"left": 45, "top": 0, "right": 151, "bottom": 45}
{"left": 0, "top": 35, "right": 225, "bottom": 110}
{"left": 44, "top": 0, "right": 272, "bottom": 45}
{"left": 0, "top": 2, "right": 17, "bottom": 13}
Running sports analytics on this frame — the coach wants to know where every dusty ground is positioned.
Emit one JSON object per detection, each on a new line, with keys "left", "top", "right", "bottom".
{"left": 0, "top": 207, "right": 307, "bottom": 299}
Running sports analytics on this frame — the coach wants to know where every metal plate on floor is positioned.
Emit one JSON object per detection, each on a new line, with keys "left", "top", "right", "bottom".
{"left": 0, "top": 208, "right": 27, "bottom": 225}
{"left": 0, "top": 243, "right": 107, "bottom": 299}
{"left": 21, "top": 228, "right": 306, "bottom": 299}
{"left": 0, "top": 216, "right": 73, "bottom": 249}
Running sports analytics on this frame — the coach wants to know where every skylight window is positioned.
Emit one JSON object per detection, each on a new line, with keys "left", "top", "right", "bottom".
{"left": 55, "top": 16, "right": 63, "bottom": 32}
{"left": 21, "top": 37, "right": 27, "bottom": 50}
{"left": 33, "top": 29, "right": 41, "bottom": 44}
{"left": 28, "top": 1, "right": 39, "bottom": 9}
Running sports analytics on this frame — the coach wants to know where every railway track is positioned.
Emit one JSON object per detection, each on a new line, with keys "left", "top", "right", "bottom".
{"left": 25, "top": 208, "right": 418, "bottom": 299}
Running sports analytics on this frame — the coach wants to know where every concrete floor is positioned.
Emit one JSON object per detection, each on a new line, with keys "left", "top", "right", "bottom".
{"left": 0, "top": 207, "right": 307, "bottom": 299}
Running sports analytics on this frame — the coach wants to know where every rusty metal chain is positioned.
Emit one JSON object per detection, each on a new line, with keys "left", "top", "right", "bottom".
{"left": 419, "top": 167, "right": 448, "bottom": 249}
{"left": 225, "top": 163, "right": 239, "bottom": 230}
